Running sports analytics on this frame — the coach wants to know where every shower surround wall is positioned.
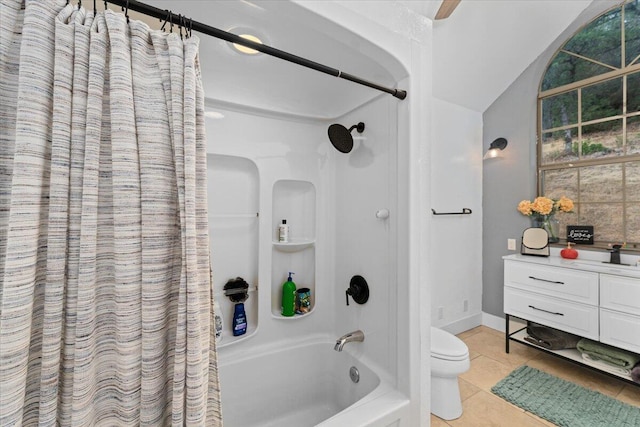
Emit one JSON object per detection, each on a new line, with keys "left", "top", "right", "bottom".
{"left": 333, "top": 98, "right": 400, "bottom": 377}
{"left": 206, "top": 92, "right": 402, "bottom": 363}
{"left": 206, "top": 96, "right": 407, "bottom": 425}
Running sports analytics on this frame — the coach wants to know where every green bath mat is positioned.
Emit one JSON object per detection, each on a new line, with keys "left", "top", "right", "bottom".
{"left": 491, "top": 365, "right": 640, "bottom": 427}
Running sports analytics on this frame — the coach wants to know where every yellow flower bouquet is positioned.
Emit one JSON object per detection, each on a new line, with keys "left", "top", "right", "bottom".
{"left": 517, "top": 196, "right": 573, "bottom": 242}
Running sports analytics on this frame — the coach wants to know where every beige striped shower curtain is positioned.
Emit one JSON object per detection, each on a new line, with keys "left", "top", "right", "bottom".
{"left": 0, "top": 1, "right": 222, "bottom": 425}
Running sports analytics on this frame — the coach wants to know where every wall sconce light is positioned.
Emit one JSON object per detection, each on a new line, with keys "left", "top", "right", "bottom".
{"left": 483, "top": 137, "right": 508, "bottom": 159}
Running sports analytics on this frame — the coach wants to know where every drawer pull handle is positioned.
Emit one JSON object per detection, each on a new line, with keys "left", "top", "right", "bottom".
{"left": 528, "top": 305, "right": 564, "bottom": 316}
{"left": 528, "top": 276, "right": 564, "bottom": 285}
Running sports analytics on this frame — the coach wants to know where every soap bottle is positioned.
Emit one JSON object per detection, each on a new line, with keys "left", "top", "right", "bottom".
{"left": 281, "top": 272, "right": 296, "bottom": 317}
{"left": 232, "top": 303, "right": 247, "bottom": 336}
{"left": 278, "top": 219, "right": 289, "bottom": 243}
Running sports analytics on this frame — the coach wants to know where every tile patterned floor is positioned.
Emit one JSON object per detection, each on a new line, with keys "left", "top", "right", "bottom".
{"left": 430, "top": 325, "right": 640, "bottom": 427}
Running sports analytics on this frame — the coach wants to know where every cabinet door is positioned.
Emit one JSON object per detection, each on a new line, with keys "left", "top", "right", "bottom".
{"left": 600, "top": 274, "right": 640, "bottom": 316}
{"left": 504, "top": 287, "right": 599, "bottom": 340}
{"left": 504, "top": 261, "right": 598, "bottom": 305}
{"left": 600, "top": 309, "right": 640, "bottom": 353}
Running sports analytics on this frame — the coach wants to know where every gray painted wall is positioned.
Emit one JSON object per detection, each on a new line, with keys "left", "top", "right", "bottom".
{"left": 482, "top": 65, "right": 539, "bottom": 317}
{"left": 481, "top": 0, "right": 618, "bottom": 318}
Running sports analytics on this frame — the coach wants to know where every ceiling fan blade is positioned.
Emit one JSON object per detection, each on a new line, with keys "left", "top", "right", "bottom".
{"left": 435, "top": 0, "right": 461, "bottom": 20}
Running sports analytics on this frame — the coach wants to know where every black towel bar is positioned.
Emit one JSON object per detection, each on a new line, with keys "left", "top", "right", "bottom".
{"left": 431, "top": 208, "right": 472, "bottom": 216}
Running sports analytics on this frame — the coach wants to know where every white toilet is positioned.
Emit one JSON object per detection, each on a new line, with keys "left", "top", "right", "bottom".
{"left": 430, "top": 326, "right": 470, "bottom": 420}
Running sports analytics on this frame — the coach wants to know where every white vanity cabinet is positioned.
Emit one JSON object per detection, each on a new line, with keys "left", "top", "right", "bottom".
{"left": 503, "top": 254, "right": 640, "bottom": 385}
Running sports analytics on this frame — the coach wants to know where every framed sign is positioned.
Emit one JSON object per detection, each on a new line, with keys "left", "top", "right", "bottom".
{"left": 566, "top": 225, "right": 594, "bottom": 244}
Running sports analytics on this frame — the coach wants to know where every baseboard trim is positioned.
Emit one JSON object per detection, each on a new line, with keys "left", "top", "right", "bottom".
{"left": 481, "top": 312, "right": 505, "bottom": 332}
{"left": 435, "top": 312, "right": 513, "bottom": 335}
{"left": 438, "top": 313, "right": 482, "bottom": 335}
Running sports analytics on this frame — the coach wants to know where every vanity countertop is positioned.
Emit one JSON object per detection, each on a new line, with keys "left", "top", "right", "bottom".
{"left": 503, "top": 254, "right": 640, "bottom": 279}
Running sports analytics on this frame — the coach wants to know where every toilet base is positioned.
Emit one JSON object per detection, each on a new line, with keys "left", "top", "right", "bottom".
{"left": 430, "top": 375, "right": 463, "bottom": 420}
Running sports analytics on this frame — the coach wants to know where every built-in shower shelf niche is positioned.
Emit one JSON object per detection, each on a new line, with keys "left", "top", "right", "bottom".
{"left": 215, "top": 285, "right": 258, "bottom": 347}
{"left": 208, "top": 153, "right": 259, "bottom": 346}
{"left": 272, "top": 240, "right": 315, "bottom": 252}
{"left": 271, "top": 179, "right": 316, "bottom": 319}
{"left": 272, "top": 179, "right": 316, "bottom": 243}
{"left": 271, "top": 246, "right": 316, "bottom": 319}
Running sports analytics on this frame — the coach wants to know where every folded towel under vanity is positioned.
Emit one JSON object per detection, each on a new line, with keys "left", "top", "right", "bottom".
{"left": 577, "top": 338, "right": 640, "bottom": 369}
{"left": 581, "top": 353, "right": 632, "bottom": 377}
{"left": 525, "top": 322, "right": 581, "bottom": 350}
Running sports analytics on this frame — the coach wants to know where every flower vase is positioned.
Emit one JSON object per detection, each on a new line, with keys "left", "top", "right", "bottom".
{"left": 531, "top": 214, "right": 559, "bottom": 243}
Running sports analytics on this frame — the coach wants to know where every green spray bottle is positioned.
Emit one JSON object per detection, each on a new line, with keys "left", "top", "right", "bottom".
{"left": 281, "top": 272, "right": 296, "bottom": 317}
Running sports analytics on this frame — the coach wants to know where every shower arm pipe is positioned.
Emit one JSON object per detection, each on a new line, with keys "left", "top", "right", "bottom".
{"left": 104, "top": 0, "right": 407, "bottom": 100}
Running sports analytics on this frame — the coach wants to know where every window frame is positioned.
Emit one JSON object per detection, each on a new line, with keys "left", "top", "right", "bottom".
{"left": 537, "top": 0, "right": 640, "bottom": 251}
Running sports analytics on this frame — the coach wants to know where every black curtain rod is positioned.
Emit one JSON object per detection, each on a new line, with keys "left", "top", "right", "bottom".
{"left": 103, "top": 0, "right": 407, "bottom": 100}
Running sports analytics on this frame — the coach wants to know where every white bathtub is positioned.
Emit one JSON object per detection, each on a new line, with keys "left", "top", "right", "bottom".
{"left": 218, "top": 338, "right": 409, "bottom": 427}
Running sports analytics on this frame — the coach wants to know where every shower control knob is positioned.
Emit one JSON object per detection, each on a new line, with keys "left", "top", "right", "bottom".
{"left": 345, "top": 275, "right": 369, "bottom": 306}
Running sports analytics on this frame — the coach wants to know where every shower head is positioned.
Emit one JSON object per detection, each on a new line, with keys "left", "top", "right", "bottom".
{"left": 328, "top": 122, "right": 365, "bottom": 153}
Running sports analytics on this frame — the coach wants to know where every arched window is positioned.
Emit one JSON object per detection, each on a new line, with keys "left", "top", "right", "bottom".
{"left": 538, "top": 0, "right": 640, "bottom": 248}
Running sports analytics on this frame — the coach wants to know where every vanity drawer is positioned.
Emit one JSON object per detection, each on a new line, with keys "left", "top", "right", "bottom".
{"left": 504, "top": 287, "right": 599, "bottom": 340}
{"left": 504, "top": 260, "right": 598, "bottom": 305}
{"left": 600, "top": 274, "right": 640, "bottom": 316}
{"left": 600, "top": 309, "right": 640, "bottom": 354}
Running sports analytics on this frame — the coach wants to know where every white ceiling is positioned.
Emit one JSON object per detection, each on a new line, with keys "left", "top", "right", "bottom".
{"left": 425, "top": 0, "right": 599, "bottom": 112}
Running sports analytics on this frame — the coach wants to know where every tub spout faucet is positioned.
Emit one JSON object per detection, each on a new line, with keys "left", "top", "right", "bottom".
{"left": 334, "top": 330, "right": 364, "bottom": 352}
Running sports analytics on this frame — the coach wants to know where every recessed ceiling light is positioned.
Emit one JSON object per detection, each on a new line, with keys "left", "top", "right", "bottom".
{"left": 232, "top": 34, "right": 262, "bottom": 55}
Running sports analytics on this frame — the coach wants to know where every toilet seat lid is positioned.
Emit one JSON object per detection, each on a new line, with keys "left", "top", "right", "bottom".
{"left": 431, "top": 327, "right": 469, "bottom": 361}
